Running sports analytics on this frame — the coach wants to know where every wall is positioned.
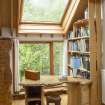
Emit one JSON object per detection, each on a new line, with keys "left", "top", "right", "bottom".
{"left": 102, "top": 0, "right": 105, "bottom": 104}
{"left": 102, "top": 0, "right": 105, "bottom": 69}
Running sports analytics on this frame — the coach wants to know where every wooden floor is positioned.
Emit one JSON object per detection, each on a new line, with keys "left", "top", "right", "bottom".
{"left": 12, "top": 95, "right": 68, "bottom": 105}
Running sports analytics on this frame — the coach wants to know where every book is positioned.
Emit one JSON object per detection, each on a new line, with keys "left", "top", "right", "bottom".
{"left": 68, "top": 31, "right": 74, "bottom": 38}
{"left": 70, "top": 56, "right": 81, "bottom": 69}
{"left": 82, "top": 56, "right": 90, "bottom": 70}
{"left": 75, "top": 26, "right": 89, "bottom": 37}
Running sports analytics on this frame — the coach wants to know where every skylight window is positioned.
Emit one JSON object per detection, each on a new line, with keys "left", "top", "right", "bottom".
{"left": 21, "top": 0, "right": 69, "bottom": 23}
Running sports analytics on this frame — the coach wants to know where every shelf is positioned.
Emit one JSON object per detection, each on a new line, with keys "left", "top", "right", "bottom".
{"left": 68, "top": 51, "right": 90, "bottom": 55}
{"left": 68, "top": 65, "right": 90, "bottom": 72}
{"left": 68, "top": 36, "right": 90, "bottom": 41}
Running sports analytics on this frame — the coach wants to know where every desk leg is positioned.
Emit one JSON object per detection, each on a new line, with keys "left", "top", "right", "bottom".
{"left": 41, "top": 87, "right": 45, "bottom": 105}
{"left": 67, "top": 83, "right": 81, "bottom": 105}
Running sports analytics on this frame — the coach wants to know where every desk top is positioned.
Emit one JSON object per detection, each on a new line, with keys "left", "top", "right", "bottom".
{"left": 20, "top": 75, "right": 92, "bottom": 87}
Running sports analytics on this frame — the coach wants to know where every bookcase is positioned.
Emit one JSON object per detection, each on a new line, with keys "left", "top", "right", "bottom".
{"left": 67, "top": 19, "right": 90, "bottom": 79}
{"left": 67, "top": 0, "right": 102, "bottom": 104}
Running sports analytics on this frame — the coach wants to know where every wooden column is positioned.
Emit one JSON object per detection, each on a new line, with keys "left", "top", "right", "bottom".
{"left": 95, "top": 0, "right": 102, "bottom": 104}
{"left": 0, "top": 38, "right": 12, "bottom": 105}
{"left": 50, "top": 42, "right": 54, "bottom": 75}
{"left": 88, "top": 0, "right": 101, "bottom": 105}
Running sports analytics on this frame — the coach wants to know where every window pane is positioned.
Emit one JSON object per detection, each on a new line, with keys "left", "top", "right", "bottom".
{"left": 22, "top": 0, "right": 68, "bottom": 23}
{"left": 54, "top": 42, "right": 63, "bottom": 75}
{"left": 19, "top": 43, "right": 50, "bottom": 80}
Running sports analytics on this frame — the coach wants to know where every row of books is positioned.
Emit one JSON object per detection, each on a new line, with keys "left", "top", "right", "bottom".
{"left": 69, "top": 55, "right": 90, "bottom": 71}
{"left": 75, "top": 26, "right": 89, "bottom": 37}
{"left": 68, "top": 26, "right": 89, "bottom": 39}
{"left": 68, "top": 39, "right": 89, "bottom": 52}
{"left": 68, "top": 31, "right": 74, "bottom": 39}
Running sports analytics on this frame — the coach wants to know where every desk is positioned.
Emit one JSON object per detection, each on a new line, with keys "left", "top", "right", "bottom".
{"left": 20, "top": 75, "right": 92, "bottom": 105}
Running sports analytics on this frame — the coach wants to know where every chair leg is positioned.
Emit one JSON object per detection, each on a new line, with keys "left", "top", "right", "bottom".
{"left": 55, "top": 101, "right": 61, "bottom": 105}
{"left": 46, "top": 101, "right": 49, "bottom": 105}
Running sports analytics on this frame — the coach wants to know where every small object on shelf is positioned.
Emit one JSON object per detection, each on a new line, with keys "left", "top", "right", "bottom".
{"left": 84, "top": 8, "right": 89, "bottom": 19}
{"left": 72, "top": 69, "right": 78, "bottom": 78}
{"left": 80, "top": 71, "right": 90, "bottom": 79}
{"left": 25, "top": 69, "right": 40, "bottom": 80}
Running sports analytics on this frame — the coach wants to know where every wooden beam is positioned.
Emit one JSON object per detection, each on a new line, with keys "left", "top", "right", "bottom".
{"left": 95, "top": 0, "right": 102, "bottom": 104}
{"left": 18, "top": 24, "right": 64, "bottom": 35}
{"left": 50, "top": 42, "right": 54, "bottom": 75}
{"left": 0, "top": 0, "right": 11, "bottom": 27}
{"left": 88, "top": 0, "right": 99, "bottom": 105}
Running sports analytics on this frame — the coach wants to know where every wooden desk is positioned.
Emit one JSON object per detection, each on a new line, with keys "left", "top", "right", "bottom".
{"left": 20, "top": 75, "right": 92, "bottom": 105}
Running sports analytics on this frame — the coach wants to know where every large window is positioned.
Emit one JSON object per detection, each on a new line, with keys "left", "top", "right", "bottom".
{"left": 21, "top": 0, "right": 69, "bottom": 23}
{"left": 19, "top": 42, "right": 63, "bottom": 80}
{"left": 18, "top": 0, "right": 75, "bottom": 35}
{"left": 54, "top": 42, "right": 63, "bottom": 75}
{"left": 19, "top": 43, "right": 50, "bottom": 80}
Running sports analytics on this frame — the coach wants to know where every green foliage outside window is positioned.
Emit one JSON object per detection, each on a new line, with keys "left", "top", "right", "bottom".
{"left": 19, "top": 42, "right": 63, "bottom": 80}
{"left": 22, "top": 0, "right": 68, "bottom": 22}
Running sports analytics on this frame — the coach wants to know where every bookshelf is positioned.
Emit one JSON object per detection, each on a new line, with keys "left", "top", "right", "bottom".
{"left": 67, "top": 19, "right": 90, "bottom": 79}
{"left": 67, "top": 0, "right": 102, "bottom": 105}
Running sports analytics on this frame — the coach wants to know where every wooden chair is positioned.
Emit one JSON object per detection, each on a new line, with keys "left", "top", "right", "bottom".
{"left": 43, "top": 83, "right": 67, "bottom": 105}
{"left": 46, "top": 95, "right": 61, "bottom": 105}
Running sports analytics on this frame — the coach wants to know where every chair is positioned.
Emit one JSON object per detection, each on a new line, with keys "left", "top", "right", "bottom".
{"left": 25, "top": 86, "right": 42, "bottom": 105}
{"left": 43, "top": 83, "right": 67, "bottom": 105}
{"left": 46, "top": 95, "right": 61, "bottom": 105}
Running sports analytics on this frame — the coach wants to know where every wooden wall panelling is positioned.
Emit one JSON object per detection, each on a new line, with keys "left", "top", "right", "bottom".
{"left": 12, "top": 0, "right": 19, "bottom": 31}
{"left": 88, "top": 0, "right": 100, "bottom": 105}
{"left": 0, "top": 0, "right": 11, "bottom": 27}
{"left": 0, "top": 39, "right": 12, "bottom": 105}
{"left": 88, "top": 0, "right": 97, "bottom": 104}
{"left": 95, "top": 0, "right": 102, "bottom": 104}
{"left": 0, "top": 1, "right": 1, "bottom": 28}
{"left": 67, "top": 83, "right": 81, "bottom": 105}
{"left": 11, "top": 0, "right": 13, "bottom": 30}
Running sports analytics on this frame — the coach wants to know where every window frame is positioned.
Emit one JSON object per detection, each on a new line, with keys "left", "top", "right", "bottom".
{"left": 13, "top": 40, "right": 64, "bottom": 92}
{"left": 19, "top": 0, "right": 70, "bottom": 25}
{"left": 18, "top": 41, "right": 63, "bottom": 76}
{"left": 17, "top": 0, "right": 73, "bottom": 35}
{"left": 19, "top": 41, "right": 54, "bottom": 76}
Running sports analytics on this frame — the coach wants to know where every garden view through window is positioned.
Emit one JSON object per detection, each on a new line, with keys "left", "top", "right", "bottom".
{"left": 19, "top": 42, "right": 63, "bottom": 80}
{"left": 21, "top": 0, "right": 69, "bottom": 23}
